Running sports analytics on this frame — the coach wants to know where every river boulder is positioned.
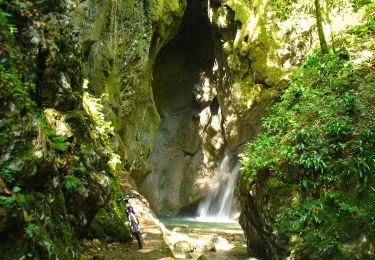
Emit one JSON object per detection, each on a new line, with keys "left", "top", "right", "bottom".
{"left": 173, "top": 240, "right": 195, "bottom": 253}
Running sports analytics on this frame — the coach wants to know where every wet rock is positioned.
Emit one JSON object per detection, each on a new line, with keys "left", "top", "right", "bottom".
{"left": 226, "top": 234, "right": 235, "bottom": 241}
{"left": 173, "top": 240, "right": 195, "bottom": 253}
{"left": 214, "top": 235, "right": 229, "bottom": 244}
{"left": 199, "top": 240, "right": 216, "bottom": 252}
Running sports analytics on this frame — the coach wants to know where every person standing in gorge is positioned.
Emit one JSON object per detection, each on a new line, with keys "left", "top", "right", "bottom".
{"left": 125, "top": 198, "right": 135, "bottom": 218}
{"left": 124, "top": 198, "right": 143, "bottom": 249}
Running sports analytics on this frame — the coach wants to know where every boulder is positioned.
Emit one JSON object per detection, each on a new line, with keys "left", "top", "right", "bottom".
{"left": 173, "top": 240, "right": 195, "bottom": 253}
{"left": 199, "top": 240, "right": 216, "bottom": 252}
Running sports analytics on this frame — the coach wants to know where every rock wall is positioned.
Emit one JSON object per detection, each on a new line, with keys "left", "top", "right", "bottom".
{"left": 0, "top": 2, "right": 130, "bottom": 258}
{"left": 139, "top": 0, "right": 329, "bottom": 214}
{"left": 0, "top": 0, "right": 186, "bottom": 258}
{"left": 70, "top": 0, "right": 186, "bottom": 184}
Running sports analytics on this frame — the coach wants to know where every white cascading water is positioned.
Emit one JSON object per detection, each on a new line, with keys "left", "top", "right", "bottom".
{"left": 196, "top": 154, "right": 240, "bottom": 222}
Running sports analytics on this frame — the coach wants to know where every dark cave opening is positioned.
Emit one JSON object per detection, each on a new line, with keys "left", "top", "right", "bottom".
{"left": 142, "top": 0, "right": 217, "bottom": 214}
{"left": 152, "top": 0, "right": 214, "bottom": 115}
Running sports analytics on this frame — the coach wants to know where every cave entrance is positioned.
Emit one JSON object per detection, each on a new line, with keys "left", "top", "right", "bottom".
{"left": 141, "top": 0, "right": 216, "bottom": 214}
{"left": 152, "top": 0, "right": 214, "bottom": 115}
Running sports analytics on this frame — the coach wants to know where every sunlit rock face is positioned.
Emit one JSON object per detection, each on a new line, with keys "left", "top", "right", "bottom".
{"left": 140, "top": 0, "right": 221, "bottom": 214}
{"left": 137, "top": 0, "right": 277, "bottom": 214}
{"left": 70, "top": 0, "right": 187, "bottom": 184}
{"left": 139, "top": 0, "right": 284, "bottom": 215}
{"left": 67, "top": 0, "right": 328, "bottom": 217}
{"left": 2, "top": 0, "right": 365, "bottom": 258}
{"left": 67, "top": 0, "right": 344, "bottom": 227}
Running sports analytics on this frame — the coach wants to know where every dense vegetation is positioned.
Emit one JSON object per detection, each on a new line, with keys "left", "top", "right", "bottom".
{"left": 0, "top": 1, "right": 131, "bottom": 258}
{"left": 240, "top": 6, "right": 374, "bottom": 256}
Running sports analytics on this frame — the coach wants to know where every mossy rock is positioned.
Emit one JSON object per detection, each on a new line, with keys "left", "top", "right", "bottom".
{"left": 173, "top": 240, "right": 195, "bottom": 253}
{"left": 87, "top": 208, "right": 131, "bottom": 243}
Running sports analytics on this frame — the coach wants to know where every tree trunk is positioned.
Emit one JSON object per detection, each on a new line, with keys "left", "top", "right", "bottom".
{"left": 315, "top": 0, "right": 329, "bottom": 54}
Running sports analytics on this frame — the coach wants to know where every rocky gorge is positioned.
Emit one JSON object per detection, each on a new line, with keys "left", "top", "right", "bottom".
{"left": 0, "top": 0, "right": 374, "bottom": 259}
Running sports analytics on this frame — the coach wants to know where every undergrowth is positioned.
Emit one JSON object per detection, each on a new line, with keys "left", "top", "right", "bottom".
{"left": 240, "top": 50, "right": 374, "bottom": 257}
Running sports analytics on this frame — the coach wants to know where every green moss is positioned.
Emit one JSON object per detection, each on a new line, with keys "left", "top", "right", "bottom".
{"left": 0, "top": 1, "right": 133, "bottom": 257}
{"left": 151, "top": 0, "right": 186, "bottom": 22}
{"left": 88, "top": 208, "right": 131, "bottom": 242}
{"left": 87, "top": 172, "right": 131, "bottom": 243}
{"left": 226, "top": 0, "right": 251, "bottom": 25}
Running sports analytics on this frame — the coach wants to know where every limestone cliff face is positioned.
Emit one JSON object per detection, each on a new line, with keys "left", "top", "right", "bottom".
{"left": 0, "top": 0, "right": 186, "bottom": 257}
{"left": 139, "top": 0, "right": 326, "bottom": 215}
{"left": 0, "top": 6, "right": 125, "bottom": 259}
{"left": 70, "top": 0, "right": 186, "bottom": 184}
{"left": 21, "top": 0, "right": 326, "bottom": 221}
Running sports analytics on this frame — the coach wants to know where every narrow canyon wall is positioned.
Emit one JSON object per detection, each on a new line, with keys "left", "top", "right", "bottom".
{"left": 139, "top": 0, "right": 328, "bottom": 215}
{"left": 0, "top": 2, "right": 130, "bottom": 258}
{"left": 70, "top": 0, "right": 186, "bottom": 183}
{"left": 0, "top": 0, "right": 186, "bottom": 257}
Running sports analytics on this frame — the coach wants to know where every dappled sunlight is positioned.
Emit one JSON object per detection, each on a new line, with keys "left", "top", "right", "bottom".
{"left": 354, "top": 50, "right": 374, "bottom": 64}
{"left": 82, "top": 80, "right": 114, "bottom": 139}
{"left": 44, "top": 108, "right": 73, "bottom": 137}
{"left": 199, "top": 107, "right": 211, "bottom": 129}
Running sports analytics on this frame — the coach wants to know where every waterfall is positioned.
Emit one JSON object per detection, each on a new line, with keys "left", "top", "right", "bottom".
{"left": 196, "top": 154, "right": 240, "bottom": 222}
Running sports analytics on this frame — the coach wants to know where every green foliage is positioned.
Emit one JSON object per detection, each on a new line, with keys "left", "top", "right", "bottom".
{"left": 240, "top": 51, "right": 374, "bottom": 257}
{"left": 88, "top": 208, "right": 131, "bottom": 242}
{"left": 0, "top": 0, "right": 30, "bottom": 31}
{"left": 82, "top": 91, "right": 114, "bottom": 140}
{"left": 351, "top": 3, "right": 375, "bottom": 36}
{"left": 0, "top": 1, "right": 129, "bottom": 258}
{"left": 25, "top": 223, "right": 37, "bottom": 237}
{"left": 74, "top": 165, "right": 87, "bottom": 174}
{"left": 46, "top": 130, "right": 69, "bottom": 152}
{"left": 64, "top": 175, "right": 79, "bottom": 190}
{"left": 0, "top": 166, "right": 16, "bottom": 182}
{"left": 350, "top": 0, "right": 372, "bottom": 10}
{"left": 269, "top": 0, "right": 296, "bottom": 20}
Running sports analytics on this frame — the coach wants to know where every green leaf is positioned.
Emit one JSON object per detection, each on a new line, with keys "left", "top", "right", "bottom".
{"left": 52, "top": 136, "right": 67, "bottom": 143}
{"left": 46, "top": 130, "right": 57, "bottom": 137}
{"left": 302, "top": 179, "right": 308, "bottom": 189}
{"left": 25, "top": 223, "right": 36, "bottom": 237}
{"left": 12, "top": 186, "right": 21, "bottom": 193}
{"left": 51, "top": 142, "right": 68, "bottom": 152}
{"left": 313, "top": 214, "right": 321, "bottom": 224}
{"left": 65, "top": 176, "right": 78, "bottom": 190}
{"left": 299, "top": 214, "right": 308, "bottom": 222}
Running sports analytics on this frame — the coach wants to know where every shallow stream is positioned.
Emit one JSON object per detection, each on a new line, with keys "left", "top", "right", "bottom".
{"left": 159, "top": 217, "right": 252, "bottom": 259}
